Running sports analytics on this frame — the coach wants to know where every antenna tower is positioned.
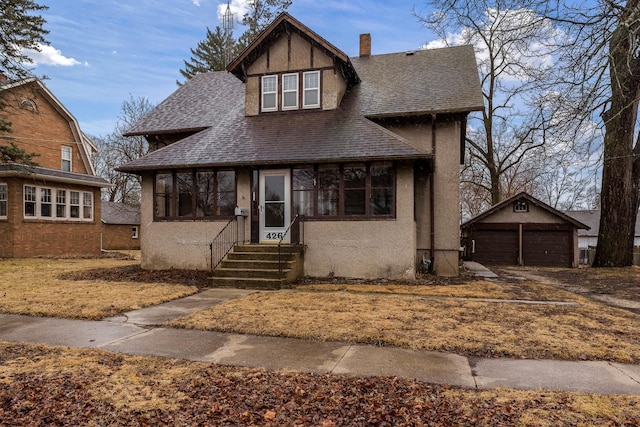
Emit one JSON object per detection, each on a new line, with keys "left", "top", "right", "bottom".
{"left": 222, "top": 1, "right": 234, "bottom": 65}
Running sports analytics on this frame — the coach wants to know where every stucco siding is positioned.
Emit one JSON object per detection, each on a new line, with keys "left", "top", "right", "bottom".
{"left": 483, "top": 204, "right": 565, "bottom": 224}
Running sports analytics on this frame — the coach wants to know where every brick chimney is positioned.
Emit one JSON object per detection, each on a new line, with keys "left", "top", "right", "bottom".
{"left": 359, "top": 33, "right": 371, "bottom": 57}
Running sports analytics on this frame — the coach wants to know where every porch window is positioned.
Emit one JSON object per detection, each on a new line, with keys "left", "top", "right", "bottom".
{"left": 293, "top": 167, "right": 314, "bottom": 216}
{"left": 303, "top": 71, "right": 320, "bottom": 108}
{"left": 21, "top": 186, "right": 92, "bottom": 221}
{"left": 0, "top": 183, "right": 7, "bottom": 218}
{"left": 261, "top": 75, "right": 277, "bottom": 112}
{"left": 154, "top": 169, "right": 236, "bottom": 220}
{"left": 282, "top": 73, "right": 298, "bottom": 110}
{"left": 292, "top": 162, "right": 395, "bottom": 219}
{"left": 317, "top": 166, "right": 339, "bottom": 216}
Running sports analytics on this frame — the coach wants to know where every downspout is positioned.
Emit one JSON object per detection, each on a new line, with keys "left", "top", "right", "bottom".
{"left": 430, "top": 113, "right": 436, "bottom": 272}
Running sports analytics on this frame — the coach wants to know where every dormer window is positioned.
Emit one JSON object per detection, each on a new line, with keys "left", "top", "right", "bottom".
{"left": 261, "top": 71, "right": 322, "bottom": 112}
{"left": 282, "top": 73, "right": 299, "bottom": 110}
{"left": 303, "top": 71, "right": 320, "bottom": 108}
{"left": 261, "top": 75, "right": 278, "bottom": 112}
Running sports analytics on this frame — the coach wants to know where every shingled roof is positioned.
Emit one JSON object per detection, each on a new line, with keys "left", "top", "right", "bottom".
{"left": 119, "top": 15, "right": 483, "bottom": 173}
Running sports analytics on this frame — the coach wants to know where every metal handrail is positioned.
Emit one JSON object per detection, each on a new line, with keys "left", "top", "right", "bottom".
{"left": 278, "top": 214, "right": 304, "bottom": 277}
{"left": 210, "top": 217, "right": 245, "bottom": 271}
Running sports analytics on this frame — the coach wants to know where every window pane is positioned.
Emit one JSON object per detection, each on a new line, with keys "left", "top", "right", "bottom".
{"left": 262, "top": 75, "right": 277, "bottom": 111}
{"left": 62, "top": 146, "right": 72, "bottom": 172}
{"left": 155, "top": 173, "right": 173, "bottom": 218}
{"left": 56, "top": 190, "right": 66, "bottom": 218}
{"left": 83, "top": 192, "right": 93, "bottom": 219}
{"left": 344, "top": 165, "right": 366, "bottom": 215}
{"left": 371, "top": 163, "right": 393, "bottom": 187}
{"left": 196, "top": 171, "right": 215, "bottom": 217}
{"left": 283, "top": 74, "right": 298, "bottom": 109}
{"left": 217, "top": 171, "right": 236, "bottom": 216}
{"left": 263, "top": 93, "right": 276, "bottom": 110}
{"left": 0, "top": 184, "right": 6, "bottom": 217}
{"left": 303, "top": 71, "right": 320, "bottom": 108}
{"left": 177, "top": 172, "right": 193, "bottom": 217}
{"left": 263, "top": 76, "right": 276, "bottom": 92}
{"left": 40, "top": 188, "right": 52, "bottom": 217}
{"left": 265, "top": 202, "right": 285, "bottom": 227}
{"left": 24, "top": 186, "right": 36, "bottom": 217}
{"left": 283, "top": 92, "right": 297, "bottom": 108}
{"left": 70, "top": 191, "right": 80, "bottom": 218}
{"left": 293, "top": 168, "right": 314, "bottom": 216}
{"left": 318, "top": 166, "right": 339, "bottom": 216}
{"left": 371, "top": 188, "right": 393, "bottom": 215}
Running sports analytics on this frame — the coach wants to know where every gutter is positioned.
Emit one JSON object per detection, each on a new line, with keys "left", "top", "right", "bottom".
{"left": 430, "top": 113, "right": 436, "bottom": 272}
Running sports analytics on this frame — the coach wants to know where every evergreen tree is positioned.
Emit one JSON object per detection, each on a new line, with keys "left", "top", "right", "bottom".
{"left": 0, "top": 141, "right": 39, "bottom": 165}
{"left": 179, "top": 0, "right": 292, "bottom": 81}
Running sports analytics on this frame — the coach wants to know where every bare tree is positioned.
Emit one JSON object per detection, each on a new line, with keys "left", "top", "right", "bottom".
{"left": 93, "top": 96, "right": 155, "bottom": 206}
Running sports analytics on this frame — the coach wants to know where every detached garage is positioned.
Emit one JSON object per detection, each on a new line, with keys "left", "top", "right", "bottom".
{"left": 461, "top": 192, "right": 589, "bottom": 268}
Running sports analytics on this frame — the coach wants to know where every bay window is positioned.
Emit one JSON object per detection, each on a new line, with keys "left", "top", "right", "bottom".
{"left": 23, "top": 185, "right": 93, "bottom": 220}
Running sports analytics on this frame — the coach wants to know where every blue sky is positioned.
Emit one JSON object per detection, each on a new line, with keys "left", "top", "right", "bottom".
{"left": 30, "top": 0, "right": 437, "bottom": 137}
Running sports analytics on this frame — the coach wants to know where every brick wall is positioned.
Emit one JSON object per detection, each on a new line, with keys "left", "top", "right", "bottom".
{"left": 0, "top": 177, "right": 102, "bottom": 258}
{"left": 1, "top": 82, "right": 88, "bottom": 174}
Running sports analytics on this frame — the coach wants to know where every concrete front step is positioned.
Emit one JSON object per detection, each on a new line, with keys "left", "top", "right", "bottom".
{"left": 213, "top": 267, "right": 290, "bottom": 279}
{"left": 234, "top": 244, "right": 303, "bottom": 254}
{"left": 227, "top": 252, "right": 297, "bottom": 261}
{"left": 208, "top": 277, "right": 286, "bottom": 290}
{"left": 220, "top": 259, "right": 292, "bottom": 270}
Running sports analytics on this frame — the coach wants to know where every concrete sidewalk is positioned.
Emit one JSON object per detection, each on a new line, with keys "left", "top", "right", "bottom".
{"left": 1, "top": 288, "right": 639, "bottom": 396}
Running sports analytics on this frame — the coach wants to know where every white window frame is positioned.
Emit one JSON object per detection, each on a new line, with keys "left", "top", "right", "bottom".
{"left": 23, "top": 185, "right": 93, "bottom": 221}
{"left": 261, "top": 75, "right": 278, "bottom": 112}
{"left": 0, "top": 183, "right": 7, "bottom": 219}
{"left": 303, "top": 71, "right": 321, "bottom": 109}
{"left": 132, "top": 226, "right": 139, "bottom": 239}
{"left": 282, "top": 73, "right": 299, "bottom": 110}
{"left": 62, "top": 146, "right": 72, "bottom": 172}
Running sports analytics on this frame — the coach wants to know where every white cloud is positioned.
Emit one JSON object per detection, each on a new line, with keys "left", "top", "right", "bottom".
{"left": 192, "top": 0, "right": 201, "bottom": 5}
{"left": 25, "top": 44, "right": 88, "bottom": 67}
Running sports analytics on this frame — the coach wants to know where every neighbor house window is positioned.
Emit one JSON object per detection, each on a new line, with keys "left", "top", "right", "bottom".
{"left": 83, "top": 192, "right": 93, "bottom": 219}
{"left": 261, "top": 75, "right": 278, "bottom": 112}
{"left": 56, "top": 190, "right": 66, "bottom": 218}
{"left": 293, "top": 162, "right": 395, "bottom": 219}
{"left": 62, "top": 146, "right": 72, "bottom": 172}
{"left": 23, "top": 186, "right": 92, "bottom": 220}
{"left": 70, "top": 191, "right": 80, "bottom": 218}
{"left": 303, "top": 71, "right": 320, "bottom": 108}
{"left": 132, "top": 226, "right": 139, "bottom": 239}
{"left": 24, "top": 186, "right": 36, "bottom": 217}
{"left": 282, "top": 73, "right": 299, "bottom": 110}
{"left": 0, "top": 183, "right": 7, "bottom": 219}
{"left": 40, "top": 188, "right": 52, "bottom": 217}
{"left": 154, "top": 169, "right": 236, "bottom": 220}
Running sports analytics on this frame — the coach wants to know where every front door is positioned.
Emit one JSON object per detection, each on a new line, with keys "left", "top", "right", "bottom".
{"left": 259, "top": 169, "right": 291, "bottom": 243}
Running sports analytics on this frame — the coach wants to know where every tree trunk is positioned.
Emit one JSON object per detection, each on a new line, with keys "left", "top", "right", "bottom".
{"left": 592, "top": 5, "right": 640, "bottom": 267}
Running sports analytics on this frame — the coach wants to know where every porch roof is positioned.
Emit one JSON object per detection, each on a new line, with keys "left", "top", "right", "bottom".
{"left": 0, "top": 163, "right": 111, "bottom": 188}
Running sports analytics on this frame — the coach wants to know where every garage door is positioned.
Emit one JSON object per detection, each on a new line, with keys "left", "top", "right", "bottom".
{"left": 472, "top": 229, "right": 518, "bottom": 265}
{"left": 523, "top": 230, "right": 572, "bottom": 267}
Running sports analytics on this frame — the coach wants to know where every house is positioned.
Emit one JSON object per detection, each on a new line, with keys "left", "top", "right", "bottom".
{"left": 118, "top": 13, "right": 483, "bottom": 280}
{"left": 565, "top": 209, "right": 640, "bottom": 264}
{"left": 461, "top": 192, "right": 590, "bottom": 268}
{"left": 101, "top": 201, "right": 141, "bottom": 250}
{"left": 0, "top": 77, "right": 110, "bottom": 258}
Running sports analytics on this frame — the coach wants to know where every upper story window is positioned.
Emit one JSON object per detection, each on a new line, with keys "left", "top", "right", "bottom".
{"left": 261, "top": 75, "right": 278, "bottom": 112}
{"left": 21, "top": 99, "right": 37, "bottom": 112}
{"left": 62, "top": 146, "right": 72, "bottom": 172}
{"left": 303, "top": 71, "right": 320, "bottom": 109}
{"left": 0, "top": 183, "right": 7, "bottom": 219}
{"left": 282, "top": 73, "right": 299, "bottom": 110}
{"left": 261, "top": 71, "right": 321, "bottom": 112}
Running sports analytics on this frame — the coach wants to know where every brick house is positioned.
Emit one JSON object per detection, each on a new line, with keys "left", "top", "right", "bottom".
{"left": 0, "top": 78, "right": 110, "bottom": 257}
{"left": 119, "top": 13, "right": 483, "bottom": 281}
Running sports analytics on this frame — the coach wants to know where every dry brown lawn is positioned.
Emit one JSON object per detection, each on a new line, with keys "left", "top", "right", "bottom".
{"left": 0, "top": 258, "right": 197, "bottom": 319}
{"left": 169, "top": 282, "right": 640, "bottom": 363}
{"left": 1, "top": 341, "right": 638, "bottom": 425}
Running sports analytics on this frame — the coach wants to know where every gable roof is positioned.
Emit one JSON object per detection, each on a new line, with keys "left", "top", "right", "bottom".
{"left": 565, "top": 210, "right": 640, "bottom": 237}
{"left": 101, "top": 201, "right": 141, "bottom": 225}
{"left": 120, "top": 17, "right": 483, "bottom": 174}
{"left": 0, "top": 78, "right": 99, "bottom": 175}
{"left": 227, "top": 13, "right": 359, "bottom": 86}
{"left": 462, "top": 192, "right": 590, "bottom": 230}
